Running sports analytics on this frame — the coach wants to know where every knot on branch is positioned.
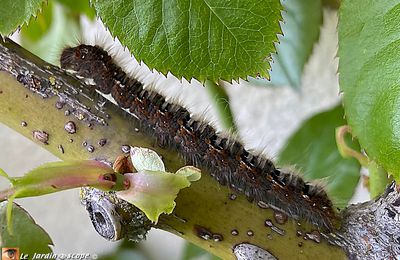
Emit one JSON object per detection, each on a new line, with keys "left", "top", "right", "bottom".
{"left": 338, "top": 181, "right": 400, "bottom": 259}
{"left": 80, "top": 187, "right": 153, "bottom": 242}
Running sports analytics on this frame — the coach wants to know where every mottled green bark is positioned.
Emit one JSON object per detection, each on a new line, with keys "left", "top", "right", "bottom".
{"left": 0, "top": 39, "right": 346, "bottom": 259}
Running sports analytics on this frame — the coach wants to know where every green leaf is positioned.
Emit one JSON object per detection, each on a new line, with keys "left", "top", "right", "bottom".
{"left": 205, "top": 80, "right": 236, "bottom": 131}
{"left": 175, "top": 166, "right": 201, "bottom": 182}
{"left": 97, "top": 239, "right": 144, "bottom": 260}
{"left": 20, "top": 2, "right": 81, "bottom": 65}
{"left": 278, "top": 106, "right": 361, "bottom": 207}
{"left": 368, "top": 161, "right": 390, "bottom": 199}
{"left": 0, "top": 202, "right": 53, "bottom": 257}
{"left": 116, "top": 171, "right": 192, "bottom": 222}
{"left": 338, "top": 1, "right": 400, "bottom": 180}
{"left": 247, "top": 0, "right": 323, "bottom": 88}
{"left": 0, "top": 0, "right": 45, "bottom": 35}
{"left": 56, "top": 0, "right": 96, "bottom": 19}
{"left": 20, "top": 0, "right": 53, "bottom": 42}
{"left": 121, "top": 147, "right": 201, "bottom": 222}
{"left": 93, "top": 0, "right": 282, "bottom": 82}
{"left": 182, "top": 242, "right": 221, "bottom": 260}
{"left": 0, "top": 161, "right": 119, "bottom": 202}
{"left": 130, "top": 147, "right": 165, "bottom": 172}
{"left": 0, "top": 168, "right": 13, "bottom": 183}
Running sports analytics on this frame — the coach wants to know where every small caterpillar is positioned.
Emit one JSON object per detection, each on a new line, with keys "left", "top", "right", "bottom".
{"left": 60, "top": 44, "right": 339, "bottom": 231}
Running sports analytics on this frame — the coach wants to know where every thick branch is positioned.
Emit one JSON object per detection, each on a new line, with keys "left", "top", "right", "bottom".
{"left": 336, "top": 182, "right": 400, "bottom": 259}
{"left": 1, "top": 37, "right": 395, "bottom": 259}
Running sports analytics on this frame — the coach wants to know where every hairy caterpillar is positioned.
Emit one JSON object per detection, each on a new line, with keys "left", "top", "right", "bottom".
{"left": 60, "top": 44, "right": 338, "bottom": 231}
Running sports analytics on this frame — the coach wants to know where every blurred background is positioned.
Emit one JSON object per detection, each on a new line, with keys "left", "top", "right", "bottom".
{"left": 0, "top": 1, "right": 368, "bottom": 259}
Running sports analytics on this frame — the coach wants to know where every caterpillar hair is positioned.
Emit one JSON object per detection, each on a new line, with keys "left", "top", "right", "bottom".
{"left": 60, "top": 44, "right": 339, "bottom": 231}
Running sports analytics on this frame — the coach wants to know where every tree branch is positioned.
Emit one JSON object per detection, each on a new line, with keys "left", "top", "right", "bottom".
{"left": 336, "top": 182, "right": 400, "bottom": 259}
{"left": 1, "top": 37, "right": 397, "bottom": 259}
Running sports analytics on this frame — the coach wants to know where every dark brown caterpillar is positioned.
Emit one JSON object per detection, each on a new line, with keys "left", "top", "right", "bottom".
{"left": 60, "top": 45, "right": 339, "bottom": 231}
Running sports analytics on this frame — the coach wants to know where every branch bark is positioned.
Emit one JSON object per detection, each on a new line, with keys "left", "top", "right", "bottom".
{"left": 0, "top": 37, "right": 398, "bottom": 259}
{"left": 336, "top": 182, "right": 400, "bottom": 259}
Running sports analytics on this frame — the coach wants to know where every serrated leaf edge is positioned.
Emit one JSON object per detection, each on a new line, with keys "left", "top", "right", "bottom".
{"left": 92, "top": 2, "right": 283, "bottom": 85}
{"left": 2, "top": 0, "right": 48, "bottom": 37}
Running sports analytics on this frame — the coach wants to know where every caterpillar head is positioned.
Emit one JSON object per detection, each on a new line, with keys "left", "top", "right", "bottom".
{"left": 61, "top": 45, "right": 104, "bottom": 72}
{"left": 60, "top": 44, "right": 115, "bottom": 94}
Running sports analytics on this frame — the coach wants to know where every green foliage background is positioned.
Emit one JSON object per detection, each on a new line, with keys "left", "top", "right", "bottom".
{"left": 2, "top": 0, "right": 398, "bottom": 258}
